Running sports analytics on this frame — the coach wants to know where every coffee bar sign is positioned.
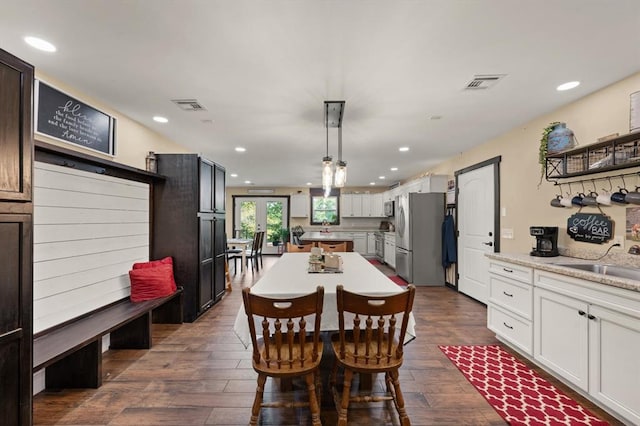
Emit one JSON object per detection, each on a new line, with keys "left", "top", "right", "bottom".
{"left": 567, "top": 212, "right": 614, "bottom": 244}
{"left": 35, "top": 80, "right": 116, "bottom": 155}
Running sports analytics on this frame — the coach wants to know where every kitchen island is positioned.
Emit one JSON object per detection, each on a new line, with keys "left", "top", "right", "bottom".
{"left": 300, "top": 231, "right": 354, "bottom": 251}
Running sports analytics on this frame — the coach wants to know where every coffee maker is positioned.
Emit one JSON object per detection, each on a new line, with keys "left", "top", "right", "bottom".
{"left": 530, "top": 226, "right": 559, "bottom": 257}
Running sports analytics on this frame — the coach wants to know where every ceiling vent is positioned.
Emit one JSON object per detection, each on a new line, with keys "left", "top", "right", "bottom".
{"left": 171, "top": 99, "right": 207, "bottom": 111}
{"left": 464, "top": 74, "right": 506, "bottom": 90}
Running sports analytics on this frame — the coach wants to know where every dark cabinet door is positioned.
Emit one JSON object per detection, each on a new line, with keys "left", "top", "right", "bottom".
{"left": 198, "top": 216, "right": 214, "bottom": 311}
{"left": 0, "top": 49, "right": 33, "bottom": 426}
{"left": 199, "top": 159, "right": 213, "bottom": 212}
{"left": 0, "top": 215, "right": 32, "bottom": 426}
{"left": 0, "top": 51, "right": 33, "bottom": 203}
{"left": 213, "top": 255, "right": 226, "bottom": 300}
{"left": 213, "top": 164, "right": 225, "bottom": 213}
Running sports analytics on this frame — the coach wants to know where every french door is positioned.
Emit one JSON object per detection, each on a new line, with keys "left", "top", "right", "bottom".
{"left": 234, "top": 197, "right": 289, "bottom": 255}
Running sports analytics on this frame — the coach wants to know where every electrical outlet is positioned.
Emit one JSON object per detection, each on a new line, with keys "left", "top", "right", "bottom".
{"left": 612, "top": 236, "right": 624, "bottom": 247}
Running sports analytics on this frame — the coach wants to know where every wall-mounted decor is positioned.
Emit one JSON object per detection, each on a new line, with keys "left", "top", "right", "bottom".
{"left": 35, "top": 80, "right": 116, "bottom": 155}
{"left": 567, "top": 212, "right": 613, "bottom": 244}
{"left": 626, "top": 206, "right": 640, "bottom": 241}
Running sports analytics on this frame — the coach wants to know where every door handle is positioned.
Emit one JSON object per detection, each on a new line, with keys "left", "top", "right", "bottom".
{"left": 483, "top": 241, "right": 493, "bottom": 246}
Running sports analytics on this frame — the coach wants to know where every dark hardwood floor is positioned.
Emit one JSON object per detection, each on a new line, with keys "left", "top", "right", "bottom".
{"left": 33, "top": 255, "right": 623, "bottom": 425}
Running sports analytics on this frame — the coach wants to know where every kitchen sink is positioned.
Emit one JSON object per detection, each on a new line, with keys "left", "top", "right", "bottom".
{"left": 552, "top": 263, "right": 640, "bottom": 281}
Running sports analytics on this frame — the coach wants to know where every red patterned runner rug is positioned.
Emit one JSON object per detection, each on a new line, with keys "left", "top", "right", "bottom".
{"left": 387, "top": 275, "right": 408, "bottom": 287}
{"left": 439, "top": 345, "right": 609, "bottom": 426}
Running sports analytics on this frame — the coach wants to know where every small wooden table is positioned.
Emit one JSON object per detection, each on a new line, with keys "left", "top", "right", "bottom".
{"left": 227, "top": 238, "right": 253, "bottom": 274}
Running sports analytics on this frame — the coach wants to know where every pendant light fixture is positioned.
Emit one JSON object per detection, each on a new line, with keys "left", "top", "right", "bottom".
{"left": 323, "top": 100, "right": 346, "bottom": 190}
{"left": 322, "top": 107, "right": 333, "bottom": 193}
{"left": 334, "top": 124, "right": 347, "bottom": 188}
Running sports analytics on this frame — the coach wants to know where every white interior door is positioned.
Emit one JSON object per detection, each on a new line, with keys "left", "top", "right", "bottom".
{"left": 457, "top": 164, "right": 495, "bottom": 303}
{"left": 234, "top": 197, "right": 289, "bottom": 255}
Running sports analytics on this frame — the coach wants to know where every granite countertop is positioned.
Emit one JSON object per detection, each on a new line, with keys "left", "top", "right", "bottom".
{"left": 486, "top": 252, "right": 640, "bottom": 292}
{"left": 300, "top": 231, "right": 354, "bottom": 241}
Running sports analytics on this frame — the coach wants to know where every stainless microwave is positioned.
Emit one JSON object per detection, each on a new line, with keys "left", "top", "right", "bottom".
{"left": 384, "top": 200, "right": 394, "bottom": 216}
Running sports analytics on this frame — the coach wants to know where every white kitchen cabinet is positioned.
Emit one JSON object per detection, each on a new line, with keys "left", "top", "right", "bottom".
{"left": 341, "top": 194, "right": 363, "bottom": 217}
{"left": 405, "top": 181, "right": 421, "bottom": 194}
{"left": 384, "top": 233, "right": 395, "bottom": 268}
{"left": 534, "top": 286, "right": 589, "bottom": 391}
{"left": 349, "top": 232, "right": 367, "bottom": 254}
{"left": 290, "top": 193, "right": 308, "bottom": 217}
{"left": 533, "top": 270, "right": 640, "bottom": 424}
{"left": 367, "top": 232, "right": 376, "bottom": 255}
{"left": 370, "top": 193, "right": 384, "bottom": 217}
{"left": 419, "top": 175, "right": 448, "bottom": 193}
{"left": 487, "top": 260, "right": 534, "bottom": 355}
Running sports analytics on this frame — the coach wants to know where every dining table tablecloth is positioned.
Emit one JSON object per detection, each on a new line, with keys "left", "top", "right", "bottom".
{"left": 233, "top": 252, "right": 416, "bottom": 347}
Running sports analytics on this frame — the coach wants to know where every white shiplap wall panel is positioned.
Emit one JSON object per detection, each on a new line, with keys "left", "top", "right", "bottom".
{"left": 34, "top": 222, "right": 149, "bottom": 244}
{"left": 33, "top": 162, "right": 150, "bottom": 334}
{"left": 35, "top": 188, "right": 149, "bottom": 211}
{"left": 35, "top": 162, "right": 149, "bottom": 198}
{"left": 34, "top": 235, "right": 149, "bottom": 262}
{"left": 34, "top": 206, "right": 149, "bottom": 225}
{"left": 34, "top": 260, "right": 144, "bottom": 300}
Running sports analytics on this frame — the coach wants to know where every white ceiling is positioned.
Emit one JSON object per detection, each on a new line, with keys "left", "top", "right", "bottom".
{"left": 2, "top": 1, "right": 640, "bottom": 187}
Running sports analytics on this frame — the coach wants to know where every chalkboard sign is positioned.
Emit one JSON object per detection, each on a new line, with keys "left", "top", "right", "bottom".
{"left": 35, "top": 80, "right": 115, "bottom": 155}
{"left": 567, "top": 212, "right": 614, "bottom": 244}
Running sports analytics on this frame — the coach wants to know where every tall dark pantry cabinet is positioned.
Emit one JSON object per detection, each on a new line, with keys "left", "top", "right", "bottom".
{"left": 0, "top": 49, "right": 34, "bottom": 425}
{"left": 153, "top": 154, "right": 227, "bottom": 322}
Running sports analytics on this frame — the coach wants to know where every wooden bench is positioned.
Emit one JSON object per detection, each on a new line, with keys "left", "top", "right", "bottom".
{"left": 33, "top": 288, "right": 183, "bottom": 389}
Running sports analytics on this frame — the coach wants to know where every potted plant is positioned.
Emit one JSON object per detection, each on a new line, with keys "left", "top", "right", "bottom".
{"left": 271, "top": 228, "right": 289, "bottom": 247}
{"left": 538, "top": 121, "right": 561, "bottom": 187}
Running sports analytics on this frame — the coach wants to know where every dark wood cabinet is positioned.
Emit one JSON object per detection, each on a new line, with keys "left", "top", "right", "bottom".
{"left": 0, "top": 49, "right": 34, "bottom": 426}
{"left": 153, "top": 154, "right": 226, "bottom": 322}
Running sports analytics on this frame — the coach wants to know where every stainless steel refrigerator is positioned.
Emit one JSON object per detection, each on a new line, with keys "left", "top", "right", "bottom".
{"left": 395, "top": 192, "right": 444, "bottom": 285}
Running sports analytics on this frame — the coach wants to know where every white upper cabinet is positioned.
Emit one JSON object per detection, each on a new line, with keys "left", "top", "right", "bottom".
{"left": 290, "top": 193, "right": 309, "bottom": 217}
{"left": 370, "top": 193, "right": 384, "bottom": 217}
{"left": 341, "top": 193, "right": 385, "bottom": 218}
{"left": 420, "top": 175, "right": 448, "bottom": 193}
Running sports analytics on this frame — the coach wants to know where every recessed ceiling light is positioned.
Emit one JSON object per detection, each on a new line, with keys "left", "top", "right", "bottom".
{"left": 557, "top": 81, "right": 580, "bottom": 91}
{"left": 306, "top": 182, "right": 312, "bottom": 186}
{"left": 370, "top": 182, "right": 376, "bottom": 186}
{"left": 244, "top": 180, "right": 251, "bottom": 184}
{"left": 390, "top": 167, "right": 398, "bottom": 171}
{"left": 379, "top": 176, "right": 386, "bottom": 180}
{"left": 235, "top": 147, "right": 246, "bottom": 152}
{"left": 230, "top": 173, "right": 238, "bottom": 178}
{"left": 24, "top": 36, "right": 56, "bottom": 52}
{"left": 153, "top": 116, "right": 168, "bottom": 123}
{"left": 399, "top": 147, "right": 410, "bottom": 152}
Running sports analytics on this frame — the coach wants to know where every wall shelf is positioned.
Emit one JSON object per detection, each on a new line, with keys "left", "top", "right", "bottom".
{"left": 546, "top": 132, "right": 640, "bottom": 179}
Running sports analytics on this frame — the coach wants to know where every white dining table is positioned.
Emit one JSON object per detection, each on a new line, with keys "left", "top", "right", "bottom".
{"left": 227, "top": 238, "right": 253, "bottom": 274}
{"left": 233, "top": 252, "right": 416, "bottom": 347}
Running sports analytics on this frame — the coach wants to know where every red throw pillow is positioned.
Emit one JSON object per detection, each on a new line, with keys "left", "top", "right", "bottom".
{"left": 129, "top": 264, "right": 174, "bottom": 302}
{"left": 132, "top": 257, "right": 177, "bottom": 291}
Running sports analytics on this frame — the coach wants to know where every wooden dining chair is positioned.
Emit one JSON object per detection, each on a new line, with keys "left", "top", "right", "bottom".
{"left": 319, "top": 242, "right": 347, "bottom": 252}
{"left": 242, "top": 286, "right": 325, "bottom": 426}
{"left": 286, "top": 242, "right": 313, "bottom": 252}
{"left": 330, "top": 284, "right": 416, "bottom": 426}
{"left": 244, "top": 231, "right": 262, "bottom": 273}
{"left": 225, "top": 232, "right": 244, "bottom": 275}
{"left": 255, "top": 230, "right": 265, "bottom": 268}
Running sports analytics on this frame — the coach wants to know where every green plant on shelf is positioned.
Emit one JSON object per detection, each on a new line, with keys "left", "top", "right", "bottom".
{"left": 538, "top": 121, "right": 561, "bottom": 187}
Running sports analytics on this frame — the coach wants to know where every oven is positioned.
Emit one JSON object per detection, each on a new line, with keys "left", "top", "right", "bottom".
{"left": 374, "top": 232, "right": 384, "bottom": 261}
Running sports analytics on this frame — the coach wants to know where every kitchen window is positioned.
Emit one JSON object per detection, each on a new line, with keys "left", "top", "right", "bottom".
{"left": 310, "top": 188, "right": 340, "bottom": 225}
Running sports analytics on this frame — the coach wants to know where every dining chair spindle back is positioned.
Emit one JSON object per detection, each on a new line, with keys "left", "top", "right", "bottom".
{"left": 331, "top": 284, "right": 416, "bottom": 426}
{"left": 242, "top": 286, "right": 325, "bottom": 426}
